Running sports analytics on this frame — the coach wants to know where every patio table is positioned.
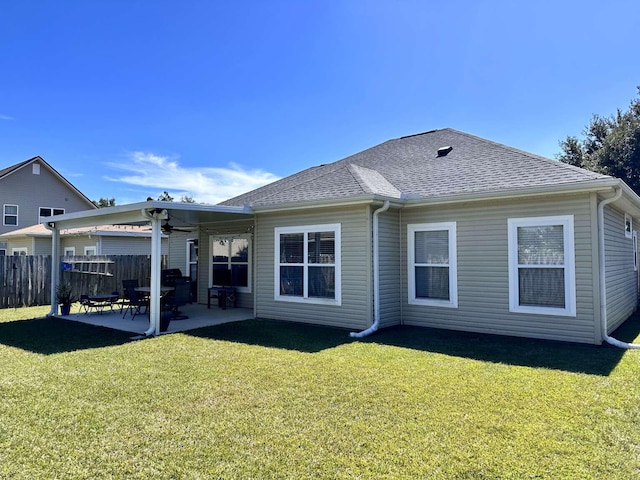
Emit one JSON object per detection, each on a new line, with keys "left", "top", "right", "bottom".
{"left": 84, "top": 294, "right": 119, "bottom": 315}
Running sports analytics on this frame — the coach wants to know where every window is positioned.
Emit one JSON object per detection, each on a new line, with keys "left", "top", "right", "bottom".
{"left": 625, "top": 214, "right": 633, "bottom": 238}
{"left": 408, "top": 222, "right": 458, "bottom": 307}
{"left": 3, "top": 205, "right": 18, "bottom": 226}
{"left": 275, "top": 224, "right": 341, "bottom": 305}
{"left": 84, "top": 246, "right": 97, "bottom": 256}
{"left": 187, "top": 239, "right": 198, "bottom": 281}
{"left": 64, "top": 247, "right": 75, "bottom": 256}
{"left": 39, "top": 207, "right": 65, "bottom": 220}
{"left": 32, "top": 163, "right": 40, "bottom": 175}
{"left": 12, "top": 248, "right": 27, "bottom": 256}
{"left": 508, "top": 215, "right": 576, "bottom": 316}
{"left": 0, "top": 248, "right": 6, "bottom": 256}
{"left": 210, "top": 235, "right": 251, "bottom": 292}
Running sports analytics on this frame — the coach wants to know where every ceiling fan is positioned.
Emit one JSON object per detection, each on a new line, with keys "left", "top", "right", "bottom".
{"left": 161, "top": 219, "right": 193, "bottom": 234}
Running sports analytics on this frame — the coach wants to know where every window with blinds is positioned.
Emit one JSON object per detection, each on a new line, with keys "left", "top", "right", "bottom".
{"left": 508, "top": 216, "right": 576, "bottom": 316}
{"left": 275, "top": 224, "right": 341, "bottom": 305}
{"left": 408, "top": 222, "right": 458, "bottom": 307}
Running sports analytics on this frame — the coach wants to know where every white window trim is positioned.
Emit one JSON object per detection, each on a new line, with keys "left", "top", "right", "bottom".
{"left": 274, "top": 224, "right": 341, "bottom": 306}
{"left": 39, "top": 207, "right": 65, "bottom": 222}
{"left": 84, "top": 246, "right": 97, "bottom": 256}
{"left": 209, "top": 234, "right": 252, "bottom": 293}
{"left": 12, "top": 247, "right": 27, "bottom": 256}
{"left": 64, "top": 247, "right": 76, "bottom": 256}
{"left": 507, "top": 215, "right": 576, "bottom": 317}
{"left": 408, "top": 222, "right": 458, "bottom": 308}
{"left": 186, "top": 238, "right": 198, "bottom": 281}
{"left": 625, "top": 214, "right": 633, "bottom": 238}
{"left": 3, "top": 204, "right": 18, "bottom": 226}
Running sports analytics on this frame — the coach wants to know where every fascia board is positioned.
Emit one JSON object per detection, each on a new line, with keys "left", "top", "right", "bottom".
{"left": 402, "top": 179, "right": 622, "bottom": 208}
{"left": 43, "top": 201, "right": 251, "bottom": 230}
{"left": 249, "top": 195, "right": 404, "bottom": 214}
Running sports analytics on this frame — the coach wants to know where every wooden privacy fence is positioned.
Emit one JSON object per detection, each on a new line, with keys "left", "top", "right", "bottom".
{"left": 0, "top": 255, "right": 167, "bottom": 309}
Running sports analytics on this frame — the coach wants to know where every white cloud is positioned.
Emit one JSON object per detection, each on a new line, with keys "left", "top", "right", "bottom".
{"left": 105, "top": 152, "right": 280, "bottom": 204}
{"left": 0, "top": 114, "right": 13, "bottom": 121}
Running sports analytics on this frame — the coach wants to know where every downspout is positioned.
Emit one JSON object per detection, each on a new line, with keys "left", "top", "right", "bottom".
{"left": 598, "top": 188, "right": 640, "bottom": 349}
{"left": 350, "top": 200, "right": 390, "bottom": 338}
{"left": 142, "top": 208, "right": 167, "bottom": 336}
{"left": 44, "top": 221, "right": 60, "bottom": 317}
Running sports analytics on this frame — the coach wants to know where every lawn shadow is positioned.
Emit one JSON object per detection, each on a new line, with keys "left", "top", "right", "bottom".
{"left": 186, "top": 319, "right": 353, "bottom": 353}
{"left": 365, "top": 314, "right": 640, "bottom": 376}
{"left": 0, "top": 316, "right": 134, "bottom": 355}
{"left": 189, "top": 315, "right": 640, "bottom": 375}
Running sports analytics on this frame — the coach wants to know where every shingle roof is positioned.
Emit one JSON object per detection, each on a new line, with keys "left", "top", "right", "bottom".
{"left": 0, "top": 157, "right": 35, "bottom": 179}
{"left": 221, "top": 128, "right": 610, "bottom": 208}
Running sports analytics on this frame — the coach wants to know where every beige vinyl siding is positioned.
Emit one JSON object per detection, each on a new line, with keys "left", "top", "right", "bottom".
{"left": 603, "top": 205, "right": 639, "bottom": 332}
{"left": 378, "top": 207, "right": 401, "bottom": 328}
{"left": 7, "top": 237, "right": 33, "bottom": 254}
{"left": 167, "top": 232, "right": 189, "bottom": 271}
{"left": 33, "top": 238, "right": 51, "bottom": 255}
{"left": 61, "top": 236, "right": 94, "bottom": 256}
{"left": 100, "top": 236, "right": 165, "bottom": 255}
{"left": 401, "top": 193, "right": 599, "bottom": 344}
{"left": 255, "top": 205, "right": 372, "bottom": 329}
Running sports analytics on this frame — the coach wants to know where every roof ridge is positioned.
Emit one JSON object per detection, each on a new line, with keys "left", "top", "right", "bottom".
{"left": 0, "top": 156, "right": 43, "bottom": 179}
{"left": 348, "top": 164, "right": 402, "bottom": 197}
{"left": 248, "top": 164, "right": 367, "bottom": 205}
{"left": 448, "top": 129, "right": 611, "bottom": 178}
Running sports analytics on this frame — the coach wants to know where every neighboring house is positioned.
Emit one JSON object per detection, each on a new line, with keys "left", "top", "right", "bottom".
{"left": 0, "top": 223, "right": 168, "bottom": 256}
{"left": 46, "top": 129, "right": 640, "bottom": 344}
{"left": 0, "top": 156, "right": 96, "bottom": 255}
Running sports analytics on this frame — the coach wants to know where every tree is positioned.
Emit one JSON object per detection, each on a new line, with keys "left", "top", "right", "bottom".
{"left": 92, "top": 197, "right": 116, "bottom": 208}
{"left": 558, "top": 87, "right": 640, "bottom": 195}
{"left": 157, "top": 191, "right": 174, "bottom": 202}
{"left": 155, "top": 191, "right": 197, "bottom": 203}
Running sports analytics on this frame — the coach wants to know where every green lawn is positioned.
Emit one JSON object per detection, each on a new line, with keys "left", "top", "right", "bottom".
{"left": 1, "top": 306, "right": 640, "bottom": 479}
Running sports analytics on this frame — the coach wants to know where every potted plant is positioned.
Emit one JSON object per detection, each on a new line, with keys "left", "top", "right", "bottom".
{"left": 56, "top": 282, "right": 75, "bottom": 315}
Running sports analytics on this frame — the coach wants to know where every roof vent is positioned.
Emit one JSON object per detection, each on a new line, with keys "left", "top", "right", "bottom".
{"left": 437, "top": 146, "right": 453, "bottom": 157}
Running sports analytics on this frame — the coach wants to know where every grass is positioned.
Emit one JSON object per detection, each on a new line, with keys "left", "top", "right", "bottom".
{"left": 1, "top": 306, "right": 640, "bottom": 479}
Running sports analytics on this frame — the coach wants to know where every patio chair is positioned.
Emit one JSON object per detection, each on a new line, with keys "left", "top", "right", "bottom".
{"left": 108, "top": 290, "right": 120, "bottom": 312}
{"left": 79, "top": 294, "right": 93, "bottom": 314}
{"left": 122, "top": 280, "right": 148, "bottom": 320}
{"left": 121, "top": 279, "right": 139, "bottom": 314}
{"left": 163, "top": 278, "right": 190, "bottom": 320}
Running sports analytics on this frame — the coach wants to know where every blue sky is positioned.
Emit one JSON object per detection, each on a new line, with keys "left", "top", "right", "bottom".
{"left": 1, "top": 1, "right": 639, "bottom": 205}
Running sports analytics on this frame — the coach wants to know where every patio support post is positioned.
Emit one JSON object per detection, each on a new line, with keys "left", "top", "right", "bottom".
{"left": 143, "top": 208, "right": 167, "bottom": 336}
{"left": 45, "top": 222, "right": 60, "bottom": 317}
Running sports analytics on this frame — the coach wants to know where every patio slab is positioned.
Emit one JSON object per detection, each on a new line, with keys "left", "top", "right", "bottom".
{"left": 57, "top": 303, "right": 254, "bottom": 335}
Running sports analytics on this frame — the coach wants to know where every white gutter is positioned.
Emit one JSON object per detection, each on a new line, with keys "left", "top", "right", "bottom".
{"left": 142, "top": 208, "right": 168, "bottom": 336}
{"left": 350, "top": 200, "right": 390, "bottom": 338}
{"left": 43, "top": 221, "right": 59, "bottom": 317}
{"left": 598, "top": 188, "right": 640, "bottom": 349}
{"left": 404, "top": 178, "right": 620, "bottom": 209}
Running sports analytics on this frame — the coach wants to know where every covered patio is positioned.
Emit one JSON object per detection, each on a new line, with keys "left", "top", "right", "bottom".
{"left": 57, "top": 303, "right": 254, "bottom": 336}
{"left": 45, "top": 200, "right": 255, "bottom": 336}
